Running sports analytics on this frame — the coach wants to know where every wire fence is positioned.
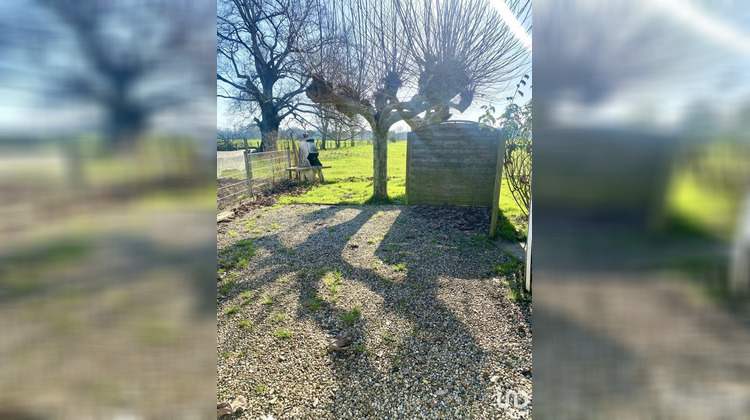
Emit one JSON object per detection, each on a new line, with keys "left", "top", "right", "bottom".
{"left": 217, "top": 148, "right": 293, "bottom": 209}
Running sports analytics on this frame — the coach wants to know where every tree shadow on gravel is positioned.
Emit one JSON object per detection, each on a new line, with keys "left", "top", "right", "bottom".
{"left": 217, "top": 204, "right": 532, "bottom": 418}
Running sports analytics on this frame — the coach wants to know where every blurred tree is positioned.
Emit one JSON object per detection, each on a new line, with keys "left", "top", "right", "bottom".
{"left": 34, "top": 0, "right": 213, "bottom": 152}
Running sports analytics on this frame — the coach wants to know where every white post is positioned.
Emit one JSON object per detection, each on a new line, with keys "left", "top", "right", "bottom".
{"left": 525, "top": 199, "right": 532, "bottom": 292}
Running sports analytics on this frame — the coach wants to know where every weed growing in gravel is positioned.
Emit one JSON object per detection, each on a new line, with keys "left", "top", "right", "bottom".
{"left": 375, "top": 210, "right": 384, "bottom": 218}
{"left": 238, "top": 320, "right": 250, "bottom": 329}
{"left": 271, "top": 313, "right": 286, "bottom": 323}
{"left": 297, "top": 269, "right": 307, "bottom": 277}
{"left": 383, "top": 256, "right": 390, "bottom": 263}
{"left": 381, "top": 331, "right": 396, "bottom": 342}
{"left": 507, "top": 289, "right": 524, "bottom": 302}
{"left": 222, "top": 351, "right": 230, "bottom": 360}
{"left": 367, "top": 238, "right": 375, "bottom": 244}
{"left": 384, "top": 244, "right": 396, "bottom": 252}
{"left": 273, "top": 328, "right": 293, "bottom": 339}
{"left": 332, "top": 268, "right": 343, "bottom": 281}
{"left": 217, "top": 267, "right": 226, "bottom": 276}
{"left": 236, "top": 239, "right": 254, "bottom": 250}
{"left": 393, "top": 354, "right": 404, "bottom": 367}
{"left": 345, "top": 235, "right": 352, "bottom": 240}
{"left": 398, "top": 251, "right": 406, "bottom": 258}
{"left": 261, "top": 295, "right": 274, "bottom": 305}
{"left": 269, "top": 222, "right": 282, "bottom": 231}
{"left": 252, "top": 384, "right": 268, "bottom": 395}
{"left": 327, "top": 226, "right": 336, "bottom": 232}
{"left": 240, "top": 290, "right": 254, "bottom": 300}
{"left": 243, "top": 219, "right": 255, "bottom": 232}
{"left": 218, "top": 282, "right": 232, "bottom": 295}
{"left": 381, "top": 277, "right": 391, "bottom": 284}
{"left": 219, "top": 276, "right": 236, "bottom": 295}
{"left": 394, "top": 263, "right": 407, "bottom": 272}
{"left": 353, "top": 342, "right": 367, "bottom": 353}
{"left": 472, "top": 235, "right": 493, "bottom": 246}
{"left": 225, "top": 305, "right": 240, "bottom": 316}
{"left": 323, "top": 276, "right": 340, "bottom": 296}
{"left": 398, "top": 299, "right": 408, "bottom": 312}
{"left": 228, "top": 230, "right": 238, "bottom": 238}
{"left": 372, "top": 261, "right": 381, "bottom": 269}
{"left": 276, "top": 276, "right": 289, "bottom": 283}
{"left": 304, "top": 296, "right": 324, "bottom": 312}
{"left": 494, "top": 258, "right": 523, "bottom": 277}
{"left": 429, "top": 237, "right": 437, "bottom": 244}
{"left": 219, "top": 239, "right": 257, "bottom": 271}
{"left": 340, "top": 306, "right": 361, "bottom": 324}
{"left": 314, "top": 268, "right": 328, "bottom": 277}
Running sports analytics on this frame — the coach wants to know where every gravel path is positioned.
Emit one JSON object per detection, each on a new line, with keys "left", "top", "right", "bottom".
{"left": 217, "top": 204, "right": 532, "bottom": 419}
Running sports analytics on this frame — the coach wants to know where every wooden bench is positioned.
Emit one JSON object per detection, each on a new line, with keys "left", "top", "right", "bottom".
{"left": 286, "top": 166, "right": 331, "bottom": 183}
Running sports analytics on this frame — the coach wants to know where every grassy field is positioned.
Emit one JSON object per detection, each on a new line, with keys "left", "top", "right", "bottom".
{"left": 277, "top": 141, "right": 528, "bottom": 238}
{"left": 665, "top": 142, "right": 750, "bottom": 241}
{"left": 219, "top": 138, "right": 372, "bottom": 151}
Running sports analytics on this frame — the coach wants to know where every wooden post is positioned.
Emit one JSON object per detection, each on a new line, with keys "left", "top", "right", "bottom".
{"left": 244, "top": 149, "right": 254, "bottom": 199}
{"left": 286, "top": 148, "right": 292, "bottom": 179}
{"left": 490, "top": 130, "right": 506, "bottom": 237}
{"left": 270, "top": 152, "right": 276, "bottom": 185}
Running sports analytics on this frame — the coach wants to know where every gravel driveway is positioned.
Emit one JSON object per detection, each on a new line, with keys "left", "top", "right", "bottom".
{"left": 217, "top": 204, "right": 532, "bottom": 419}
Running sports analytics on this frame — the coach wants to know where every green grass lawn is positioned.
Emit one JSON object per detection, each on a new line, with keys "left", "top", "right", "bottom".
{"left": 666, "top": 156, "right": 744, "bottom": 241}
{"left": 277, "top": 141, "right": 528, "bottom": 238}
{"left": 278, "top": 143, "right": 407, "bottom": 205}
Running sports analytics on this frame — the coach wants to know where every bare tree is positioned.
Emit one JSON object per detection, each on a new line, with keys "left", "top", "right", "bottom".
{"left": 302, "top": 103, "right": 363, "bottom": 149}
{"left": 217, "top": 0, "right": 321, "bottom": 152}
{"left": 303, "top": 0, "right": 530, "bottom": 199}
{"left": 33, "top": 0, "right": 213, "bottom": 152}
{"left": 310, "top": 104, "right": 336, "bottom": 150}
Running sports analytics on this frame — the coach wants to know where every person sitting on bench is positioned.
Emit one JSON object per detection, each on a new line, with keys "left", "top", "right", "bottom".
{"left": 298, "top": 132, "right": 310, "bottom": 168}
{"left": 305, "top": 135, "right": 322, "bottom": 167}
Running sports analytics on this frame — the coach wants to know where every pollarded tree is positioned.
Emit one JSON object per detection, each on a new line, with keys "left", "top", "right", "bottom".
{"left": 217, "top": 0, "right": 322, "bottom": 152}
{"left": 303, "top": 0, "right": 530, "bottom": 199}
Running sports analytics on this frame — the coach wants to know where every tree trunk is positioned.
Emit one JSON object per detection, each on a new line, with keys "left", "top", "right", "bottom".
{"left": 372, "top": 127, "right": 389, "bottom": 199}
{"left": 260, "top": 129, "right": 278, "bottom": 152}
